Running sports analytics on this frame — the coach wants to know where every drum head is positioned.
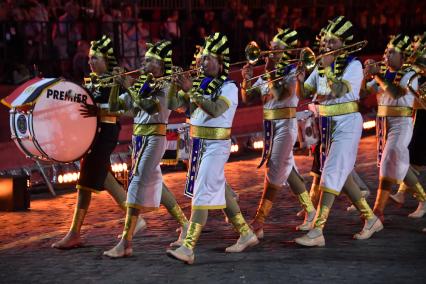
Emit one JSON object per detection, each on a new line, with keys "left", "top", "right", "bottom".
{"left": 31, "top": 80, "right": 97, "bottom": 162}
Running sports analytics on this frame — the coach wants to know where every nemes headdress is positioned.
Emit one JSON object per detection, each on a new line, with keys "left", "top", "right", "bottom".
{"left": 387, "top": 34, "right": 412, "bottom": 56}
{"left": 90, "top": 35, "right": 118, "bottom": 73}
{"left": 198, "top": 32, "right": 230, "bottom": 97}
{"left": 145, "top": 40, "right": 173, "bottom": 76}
{"left": 272, "top": 28, "right": 298, "bottom": 48}
{"left": 270, "top": 28, "right": 299, "bottom": 78}
{"left": 324, "top": 16, "right": 354, "bottom": 43}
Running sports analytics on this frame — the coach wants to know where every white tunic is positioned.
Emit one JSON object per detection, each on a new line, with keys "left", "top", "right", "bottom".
{"left": 304, "top": 60, "right": 363, "bottom": 194}
{"left": 119, "top": 85, "right": 171, "bottom": 210}
{"left": 368, "top": 71, "right": 418, "bottom": 183}
{"left": 253, "top": 69, "right": 299, "bottom": 186}
{"left": 190, "top": 81, "right": 238, "bottom": 209}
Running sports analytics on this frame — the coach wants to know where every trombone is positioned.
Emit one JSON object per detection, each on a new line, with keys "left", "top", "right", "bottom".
{"left": 243, "top": 40, "right": 368, "bottom": 91}
{"left": 245, "top": 41, "right": 307, "bottom": 65}
{"left": 407, "top": 49, "right": 426, "bottom": 109}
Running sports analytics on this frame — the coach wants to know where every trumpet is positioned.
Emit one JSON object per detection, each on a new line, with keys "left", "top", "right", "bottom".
{"left": 153, "top": 66, "right": 203, "bottom": 82}
{"left": 95, "top": 68, "right": 144, "bottom": 86}
{"left": 242, "top": 40, "right": 368, "bottom": 92}
{"left": 245, "top": 41, "right": 307, "bottom": 65}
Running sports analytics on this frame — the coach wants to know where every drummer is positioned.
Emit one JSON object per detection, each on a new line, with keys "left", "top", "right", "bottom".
{"left": 51, "top": 36, "right": 146, "bottom": 249}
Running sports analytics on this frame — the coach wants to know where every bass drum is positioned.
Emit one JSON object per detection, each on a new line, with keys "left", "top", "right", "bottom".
{"left": 10, "top": 79, "right": 98, "bottom": 163}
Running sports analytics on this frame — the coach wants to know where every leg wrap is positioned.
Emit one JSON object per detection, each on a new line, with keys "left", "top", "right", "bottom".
{"left": 412, "top": 183, "right": 426, "bottom": 202}
{"left": 229, "top": 213, "right": 251, "bottom": 237}
{"left": 254, "top": 182, "right": 280, "bottom": 224}
{"left": 169, "top": 204, "right": 189, "bottom": 227}
{"left": 122, "top": 207, "right": 139, "bottom": 241}
{"left": 314, "top": 205, "right": 331, "bottom": 229}
{"left": 297, "top": 191, "right": 315, "bottom": 213}
{"left": 373, "top": 188, "right": 391, "bottom": 214}
{"left": 354, "top": 198, "right": 374, "bottom": 220}
{"left": 182, "top": 222, "right": 203, "bottom": 250}
{"left": 314, "top": 191, "right": 335, "bottom": 229}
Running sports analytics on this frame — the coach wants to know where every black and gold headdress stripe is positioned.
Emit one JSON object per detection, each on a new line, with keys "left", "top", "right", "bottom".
{"left": 271, "top": 28, "right": 299, "bottom": 78}
{"left": 129, "top": 40, "right": 173, "bottom": 96}
{"left": 198, "top": 32, "right": 230, "bottom": 98}
{"left": 90, "top": 35, "right": 118, "bottom": 73}
{"left": 145, "top": 40, "right": 173, "bottom": 76}
{"left": 318, "top": 16, "right": 354, "bottom": 78}
{"left": 325, "top": 16, "right": 354, "bottom": 43}
{"left": 387, "top": 34, "right": 411, "bottom": 56}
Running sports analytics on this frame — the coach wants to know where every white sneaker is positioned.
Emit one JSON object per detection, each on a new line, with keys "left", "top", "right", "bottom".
{"left": 225, "top": 232, "right": 259, "bottom": 253}
{"left": 353, "top": 216, "right": 383, "bottom": 240}
{"left": 408, "top": 202, "right": 426, "bottom": 218}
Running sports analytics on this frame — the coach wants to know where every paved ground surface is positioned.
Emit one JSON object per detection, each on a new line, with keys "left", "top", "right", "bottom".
{"left": 0, "top": 135, "right": 425, "bottom": 284}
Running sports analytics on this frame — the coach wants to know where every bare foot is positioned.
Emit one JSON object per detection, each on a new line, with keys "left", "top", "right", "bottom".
{"left": 51, "top": 231, "right": 83, "bottom": 249}
{"left": 103, "top": 239, "right": 133, "bottom": 258}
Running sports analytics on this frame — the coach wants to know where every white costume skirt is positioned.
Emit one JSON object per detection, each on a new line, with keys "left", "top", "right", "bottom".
{"left": 191, "top": 139, "right": 231, "bottom": 210}
{"left": 126, "top": 135, "right": 166, "bottom": 210}
{"left": 266, "top": 118, "right": 298, "bottom": 186}
{"left": 378, "top": 116, "right": 413, "bottom": 184}
{"left": 320, "top": 112, "right": 362, "bottom": 195}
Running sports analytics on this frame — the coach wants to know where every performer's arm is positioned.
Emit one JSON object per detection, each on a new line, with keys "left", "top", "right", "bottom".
{"left": 167, "top": 83, "right": 189, "bottom": 110}
{"left": 374, "top": 74, "right": 406, "bottom": 99}
{"left": 241, "top": 64, "right": 262, "bottom": 104}
{"left": 190, "top": 91, "right": 230, "bottom": 118}
{"left": 241, "top": 80, "right": 262, "bottom": 104}
{"left": 129, "top": 87, "right": 160, "bottom": 115}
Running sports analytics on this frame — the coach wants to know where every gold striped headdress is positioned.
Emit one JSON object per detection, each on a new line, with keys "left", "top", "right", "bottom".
{"left": 272, "top": 28, "right": 298, "bottom": 48}
{"left": 199, "top": 32, "right": 230, "bottom": 97}
{"left": 145, "top": 40, "right": 173, "bottom": 76}
{"left": 387, "top": 34, "right": 412, "bottom": 56}
{"left": 90, "top": 35, "right": 118, "bottom": 73}
{"left": 324, "top": 16, "right": 354, "bottom": 44}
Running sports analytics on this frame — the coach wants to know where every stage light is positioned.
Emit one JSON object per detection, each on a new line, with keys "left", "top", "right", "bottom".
{"left": 363, "top": 120, "right": 376, "bottom": 130}
{"left": 253, "top": 140, "right": 264, "bottom": 149}
{"left": 58, "top": 175, "right": 63, "bottom": 184}
{"left": 231, "top": 144, "right": 239, "bottom": 153}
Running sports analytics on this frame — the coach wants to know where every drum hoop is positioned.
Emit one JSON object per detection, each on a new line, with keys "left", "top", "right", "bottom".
{"left": 28, "top": 81, "right": 99, "bottom": 163}
{"left": 11, "top": 109, "right": 38, "bottom": 160}
{"left": 28, "top": 111, "right": 51, "bottom": 161}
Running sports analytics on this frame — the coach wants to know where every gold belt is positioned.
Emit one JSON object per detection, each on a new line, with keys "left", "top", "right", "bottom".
{"left": 263, "top": 107, "right": 296, "bottom": 120}
{"left": 133, "top": 124, "right": 167, "bottom": 136}
{"left": 319, "top": 101, "right": 359, "bottom": 117}
{"left": 190, "top": 125, "right": 231, "bottom": 140}
{"left": 377, "top": 105, "right": 413, "bottom": 117}
{"left": 100, "top": 116, "right": 118, "bottom": 124}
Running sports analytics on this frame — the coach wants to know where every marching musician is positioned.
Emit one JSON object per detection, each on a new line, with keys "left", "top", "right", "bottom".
{"left": 241, "top": 28, "right": 317, "bottom": 237}
{"left": 295, "top": 16, "right": 383, "bottom": 247}
{"left": 52, "top": 36, "right": 147, "bottom": 250}
{"left": 166, "top": 33, "right": 259, "bottom": 265}
{"left": 389, "top": 33, "right": 426, "bottom": 219}
{"left": 364, "top": 34, "right": 426, "bottom": 222}
{"left": 103, "top": 41, "right": 190, "bottom": 258}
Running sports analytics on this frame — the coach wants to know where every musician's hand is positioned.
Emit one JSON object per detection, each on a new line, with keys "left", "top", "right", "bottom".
{"left": 241, "top": 63, "right": 253, "bottom": 80}
{"left": 176, "top": 75, "right": 193, "bottom": 93}
{"left": 363, "top": 59, "right": 380, "bottom": 80}
{"left": 265, "top": 56, "right": 276, "bottom": 73}
{"left": 80, "top": 103, "right": 98, "bottom": 118}
{"left": 295, "top": 62, "right": 306, "bottom": 82}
